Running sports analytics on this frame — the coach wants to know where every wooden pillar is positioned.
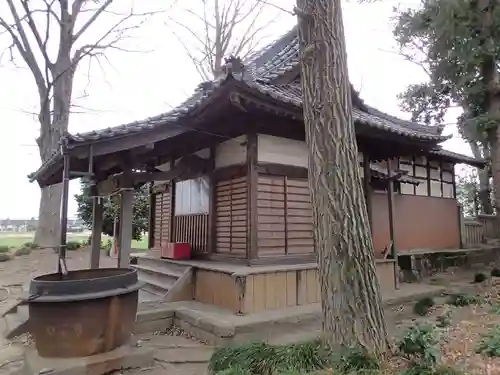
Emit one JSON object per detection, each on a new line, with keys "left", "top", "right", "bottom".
{"left": 169, "top": 159, "right": 176, "bottom": 243}
{"left": 147, "top": 183, "right": 155, "bottom": 249}
{"left": 386, "top": 159, "right": 398, "bottom": 289}
{"left": 90, "top": 196, "right": 103, "bottom": 268}
{"left": 458, "top": 204, "right": 464, "bottom": 249}
{"left": 208, "top": 146, "right": 217, "bottom": 255}
{"left": 58, "top": 154, "right": 70, "bottom": 275}
{"left": 246, "top": 132, "right": 258, "bottom": 264}
{"left": 118, "top": 188, "right": 134, "bottom": 268}
{"left": 362, "top": 153, "right": 373, "bottom": 231}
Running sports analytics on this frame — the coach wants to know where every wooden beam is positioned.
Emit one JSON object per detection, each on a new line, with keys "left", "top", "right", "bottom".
{"left": 246, "top": 132, "right": 258, "bottom": 263}
{"left": 256, "top": 163, "right": 308, "bottom": 179}
{"left": 147, "top": 184, "right": 155, "bottom": 250}
{"left": 118, "top": 179, "right": 134, "bottom": 268}
{"left": 169, "top": 159, "right": 176, "bottom": 243}
{"left": 90, "top": 197, "right": 103, "bottom": 268}
{"left": 96, "top": 155, "right": 212, "bottom": 196}
{"left": 70, "top": 126, "right": 188, "bottom": 158}
{"left": 386, "top": 159, "right": 398, "bottom": 290}
{"left": 362, "top": 153, "right": 373, "bottom": 232}
{"left": 58, "top": 155, "right": 71, "bottom": 275}
{"left": 208, "top": 146, "right": 216, "bottom": 256}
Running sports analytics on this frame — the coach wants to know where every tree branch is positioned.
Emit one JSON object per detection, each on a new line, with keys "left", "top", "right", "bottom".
{"left": 3, "top": 0, "right": 47, "bottom": 91}
{"left": 72, "top": 0, "right": 114, "bottom": 42}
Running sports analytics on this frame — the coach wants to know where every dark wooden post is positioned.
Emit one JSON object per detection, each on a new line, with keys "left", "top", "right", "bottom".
{"left": 58, "top": 154, "right": 70, "bottom": 275}
{"left": 362, "top": 152, "right": 373, "bottom": 231}
{"left": 118, "top": 184, "right": 134, "bottom": 268}
{"left": 246, "top": 132, "right": 258, "bottom": 264}
{"left": 147, "top": 183, "right": 155, "bottom": 249}
{"left": 90, "top": 196, "right": 103, "bottom": 268}
{"left": 386, "top": 159, "right": 398, "bottom": 289}
{"left": 169, "top": 159, "right": 176, "bottom": 243}
{"left": 208, "top": 146, "right": 217, "bottom": 255}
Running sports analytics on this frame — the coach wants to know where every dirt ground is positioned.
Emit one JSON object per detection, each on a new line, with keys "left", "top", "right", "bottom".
{"left": 2, "top": 252, "right": 500, "bottom": 374}
{"left": 0, "top": 248, "right": 115, "bottom": 311}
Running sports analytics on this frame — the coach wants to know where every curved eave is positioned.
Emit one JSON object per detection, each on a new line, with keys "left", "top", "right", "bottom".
{"left": 28, "top": 77, "right": 241, "bottom": 187}
{"left": 429, "top": 149, "right": 486, "bottom": 168}
{"left": 231, "top": 81, "right": 450, "bottom": 143}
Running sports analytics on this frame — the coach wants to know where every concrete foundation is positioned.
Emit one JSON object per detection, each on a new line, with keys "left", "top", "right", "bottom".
{"left": 19, "top": 342, "right": 154, "bottom": 375}
{"left": 135, "top": 282, "right": 450, "bottom": 345}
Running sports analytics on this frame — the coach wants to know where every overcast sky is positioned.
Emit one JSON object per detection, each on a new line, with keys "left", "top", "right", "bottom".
{"left": 0, "top": 0, "right": 469, "bottom": 220}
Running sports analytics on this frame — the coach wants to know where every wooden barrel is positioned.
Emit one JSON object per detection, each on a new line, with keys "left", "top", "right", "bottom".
{"left": 28, "top": 268, "right": 142, "bottom": 358}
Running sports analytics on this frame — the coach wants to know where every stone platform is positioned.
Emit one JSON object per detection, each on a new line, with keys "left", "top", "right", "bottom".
{"left": 136, "top": 282, "right": 452, "bottom": 345}
{"left": 19, "top": 342, "right": 154, "bottom": 375}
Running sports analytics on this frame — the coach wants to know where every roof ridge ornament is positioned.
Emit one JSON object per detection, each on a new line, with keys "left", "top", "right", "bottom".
{"left": 223, "top": 56, "right": 245, "bottom": 80}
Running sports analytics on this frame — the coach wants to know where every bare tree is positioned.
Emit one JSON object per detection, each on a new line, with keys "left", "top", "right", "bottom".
{"left": 296, "top": 0, "right": 388, "bottom": 357}
{"left": 167, "top": 0, "right": 284, "bottom": 80}
{"left": 0, "top": 1, "right": 161, "bottom": 247}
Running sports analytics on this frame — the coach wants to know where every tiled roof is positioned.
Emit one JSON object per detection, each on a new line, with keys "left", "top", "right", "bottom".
{"left": 30, "top": 27, "right": 482, "bottom": 183}
{"left": 243, "top": 81, "right": 447, "bottom": 141}
{"left": 370, "top": 164, "right": 421, "bottom": 185}
{"left": 429, "top": 148, "right": 486, "bottom": 167}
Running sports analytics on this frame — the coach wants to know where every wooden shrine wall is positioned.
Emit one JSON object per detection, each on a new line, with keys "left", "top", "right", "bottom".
{"left": 152, "top": 189, "right": 171, "bottom": 250}
{"left": 256, "top": 175, "right": 314, "bottom": 257}
{"left": 214, "top": 176, "right": 248, "bottom": 256}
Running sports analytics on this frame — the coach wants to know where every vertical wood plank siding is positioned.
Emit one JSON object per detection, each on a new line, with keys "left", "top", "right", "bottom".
{"left": 153, "top": 189, "right": 171, "bottom": 250}
{"left": 257, "top": 175, "right": 314, "bottom": 257}
{"left": 215, "top": 176, "right": 248, "bottom": 255}
{"left": 172, "top": 214, "right": 209, "bottom": 254}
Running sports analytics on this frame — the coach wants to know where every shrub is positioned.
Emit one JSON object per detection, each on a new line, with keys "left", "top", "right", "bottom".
{"left": 397, "top": 324, "right": 439, "bottom": 366}
{"left": 22, "top": 242, "right": 38, "bottom": 249}
{"left": 14, "top": 247, "right": 32, "bottom": 256}
{"left": 65, "top": 241, "right": 82, "bottom": 251}
{"left": 0, "top": 253, "right": 12, "bottom": 262}
{"left": 491, "top": 268, "right": 500, "bottom": 277}
{"left": 399, "top": 363, "right": 463, "bottom": 375}
{"left": 473, "top": 272, "right": 487, "bottom": 283}
{"left": 446, "top": 293, "right": 481, "bottom": 307}
{"left": 103, "top": 239, "right": 112, "bottom": 251}
{"left": 490, "top": 303, "right": 500, "bottom": 315}
{"left": 413, "top": 297, "right": 435, "bottom": 316}
{"left": 476, "top": 325, "right": 500, "bottom": 357}
{"left": 436, "top": 310, "right": 452, "bottom": 328}
{"left": 329, "top": 346, "right": 380, "bottom": 374}
{"left": 0, "top": 245, "right": 10, "bottom": 253}
{"left": 208, "top": 341, "right": 328, "bottom": 375}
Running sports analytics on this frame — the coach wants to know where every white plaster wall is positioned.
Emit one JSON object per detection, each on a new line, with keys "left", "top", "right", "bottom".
{"left": 215, "top": 135, "right": 247, "bottom": 168}
{"left": 257, "top": 134, "right": 308, "bottom": 168}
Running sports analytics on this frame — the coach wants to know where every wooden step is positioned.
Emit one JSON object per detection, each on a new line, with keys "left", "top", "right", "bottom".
{"left": 137, "top": 272, "right": 175, "bottom": 295}
{"left": 136, "top": 256, "right": 190, "bottom": 276}
{"left": 131, "top": 263, "right": 184, "bottom": 279}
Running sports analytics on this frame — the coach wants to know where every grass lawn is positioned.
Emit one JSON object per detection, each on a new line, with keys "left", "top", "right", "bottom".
{"left": 0, "top": 231, "right": 149, "bottom": 249}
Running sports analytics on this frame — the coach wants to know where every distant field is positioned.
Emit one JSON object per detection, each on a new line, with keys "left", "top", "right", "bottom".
{"left": 0, "top": 231, "right": 148, "bottom": 249}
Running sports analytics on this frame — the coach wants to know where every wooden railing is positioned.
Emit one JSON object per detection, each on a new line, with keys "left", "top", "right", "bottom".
{"left": 172, "top": 214, "right": 209, "bottom": 255}
{"left": 477, "top": 214, "right": 500, "bottom": 239}
{"left": 462, "top": 219, "right": 485, "bottom": 247}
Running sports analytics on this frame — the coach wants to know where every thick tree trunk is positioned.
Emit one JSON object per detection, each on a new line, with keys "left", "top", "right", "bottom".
{"left": 34, "top": 185, "right": 63, "bottom": 248}
{"left": 469, "top": 140, "right": 493, "bottom": 214}
{"left": 34, "top": 61, "right": 73, "bottom": 248}
{"left": 296, "top": 0, "right": 388, "bottom": 357}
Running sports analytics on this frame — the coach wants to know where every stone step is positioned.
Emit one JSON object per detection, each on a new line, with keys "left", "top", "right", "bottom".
{"left": 136, "top": 256, "right": 190, "bottom": 276}
{"left": 139, "top": 289, "right": 163, "bottom": 303}
{"left": 140, "top": 283, "right": 168, "bottom": 298}
{"left": 137, "top": 272, "right": 175, "bottom": 295}
{"left": 154, "top": 347, "right": 214, "bottom": 364}
{"left": 132, "top": 262, "right": 185, "bottom": 279}
{"left": 3, "top": 305, "right": 29, "bottom": 339}
{"left": 138, "top": 363, "right": 208, "bottom": 375}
